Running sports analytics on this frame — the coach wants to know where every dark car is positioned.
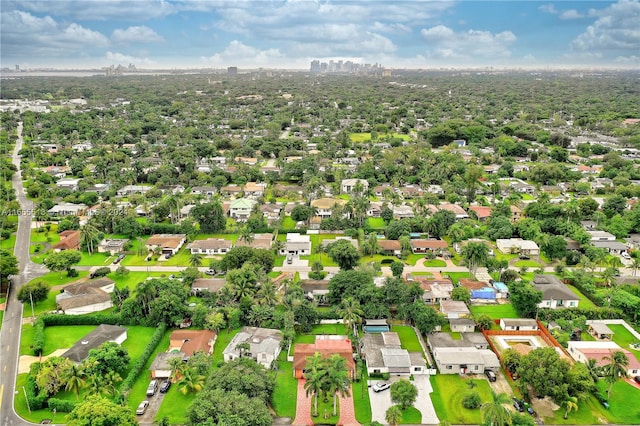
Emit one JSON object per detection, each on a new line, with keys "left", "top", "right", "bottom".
{"left": 160, "top": 379, "right": 171, "bottom": 393}
{"left": 519, "top": 254, "right": 530, "bottom": 260}
{"left": 635, "top": 376, "right": 640, "bottom": 384}
{"left": 527, "top": 407, "right": 535, "bottom": 416}
{"left": 484, "top": 370, "right": 497, "bottom": 382}
{"left": 513, "top": 398, "right": 524, "bottom": 412}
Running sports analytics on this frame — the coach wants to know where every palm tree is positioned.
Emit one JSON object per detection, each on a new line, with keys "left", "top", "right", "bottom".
{"left": 604, "top": 350, "right": 629, "bottom": 398}
{"left": 189, "top": 252, "right": 203, "bottom": 267}
{"left": 303, "top": 353, "right": 326, "bottom": 417}
{"left": 325, "top": 354, "right": 351, "bottom": 416}
{"left": 364, "top": 232, "right": 379, "bottom": 257}
{"left": 630, "top": 258, "right": 640, "bottom": 277}
{"left": 586, "top": 358, "right": 601, "bottom": 383}
{"left": 168, "top": 356, "right": 187, "bottom": 381}
{"left": 481, "top": 391, "right": 512, "bottom": 426}
{"left": 85, "top": 374, "right": 107, "bottom": 396}
{"left": 102, "top": 370, "right": 122, "bottom": 396}
{"left": 239, "top": 226, "right": 254, "bottom": 244}
{"left": 337, "top": 297, "right": 363, "bottom": 335}
{"left": 385, "top": 405, "right": 403, "bottom": 426}
{"left": 64, "top": 364, "right": 86, "bottom": 399}
{"left": 562, "top": 396, "right": 579, "bottom": 419}
{"left": 256, "top": 281, "right": 278, "bottom": 306}
{"left": 80, "top": 223, "right": 99, "bottom": 255}
{"left": 177, "top": 367, "right": 206, "bottom": 395}
{"left": 462, "top": 242, "right": 489, "bottom": 277}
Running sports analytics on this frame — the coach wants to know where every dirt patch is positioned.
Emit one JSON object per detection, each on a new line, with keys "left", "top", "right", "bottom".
{"left": 530, "top": 396, "right": 559, "bottom": 418}
{"left": 19, "top": 349, "right": 68, "bottom": 374}
{"left": 489, "top": 370, "right": 513, "bottom": 395}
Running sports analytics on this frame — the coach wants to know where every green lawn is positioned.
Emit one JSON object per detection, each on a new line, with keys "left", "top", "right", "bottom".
{"left": 272, "top": 358, "right": 297, "bottom": 418}
{"left": 126, "top": 330, "right": 171, "bottom": 413}
{"left": 281, "top": 216, "right": 297, "bottom": 230}
{"left": 121, "top": 326, "right": 158, "bottom": 364}
{"left": 349, "top": 132, "right": 411, "bottom": 142}
{"left": 391, "top": 325, "right": 424, "bottom": 355}
{"left": 366, "top": 217, "right": 386, "bottom": 229}
{"left": 430, "top": 374, "right": 493, "bottom": 424}
{"left": 513, "top": 260, "right": 542, "bottom": 268}
{"left": 43, "top": 325, "right": 97, "bottom": 355}
{"left": 352, "top": 363, "right": 372, "bottom": 424}
{"left": 422, "top": 259, "right": 446, "bottom": 267}
{"left": 443, "top": 272, "right": 471, "bottom": 284}
{"left": 312, "top": 395, "right": 339, "bottom": 424}
{"left": 154, "top": 384, "right": 196, "bottom": 424}
{"left": 0, "top": 232, "right": 17, "bottom": 251}
{"left": 609, "top": 324, "right": 640, "bottom": 362}
{"left": 469, "top": 304, "right": 519, "bottom": 320}
{"left": 400, "top": 406, "right": 422, "bottom": 424}
{"left": 109, "top": 271, "right": 165, "bottom": 291}
{"left": 212, "top": 328, "right": 241, "bottom": 365}
{"left": 20, "top": 322, "right": 36, "bottom": 355}
{"left": 15, "top": 373, "right": 63, "bottom": 423}
{"left": 566, "top": 285, "right": 597, "bottom": 309}
{"left": 31, "top": 271, "right": 90, "bottom": 287}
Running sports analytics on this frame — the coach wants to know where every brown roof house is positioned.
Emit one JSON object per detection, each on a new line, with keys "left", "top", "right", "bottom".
{"left": 293, "top": 336, "right": 356, "bottom": 379}
{"left": 378, "top": 240, "right": 401, "bottom": 257}
{"left": 145, "top": 234, "right": 187, "bottom": 255}
{"left": 410, "top": 239, "right": 448, "bottom": 254}
{"left": 53, "top": 230, "right": 81, "bottom": 251}
{"left": 191, "top": 278, "right": 226, "bottom": 295}
{"left": 169, "top": 330, "right": 216, "bottom": 357}
{"left": 56, "top": 277, "right": 115, "bottom": 315}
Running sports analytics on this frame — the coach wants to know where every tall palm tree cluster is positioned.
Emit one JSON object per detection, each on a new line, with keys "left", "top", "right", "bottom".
{"left": 303, "top": 353, "right": 352, "bottom": 418}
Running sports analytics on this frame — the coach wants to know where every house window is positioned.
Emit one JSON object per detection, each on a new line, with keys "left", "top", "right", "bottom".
{"left": 474, "top": 366, "right": 478, "bottom": 370}
{"left": 446, "top": 365, "right": 453, "bottom": 370}
{"left": 373, "top": 369, "right": 380, "bottom": 374}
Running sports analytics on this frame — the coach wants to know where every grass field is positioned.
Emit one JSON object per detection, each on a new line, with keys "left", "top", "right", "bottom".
{"left": 566, "top": 285, "right": 597, "bottom": 309}
{"left": 272, "top": 357, "right": 297, "bottom": 418}
{"left": 391, "top": 325, "right": 424, "bottom": 355}
{"left": 430, "top": 374, "right": 493, "bottom": 424}
{"left": 366, "top": 217, "right": 386, "bottom": 229}
{"left": 43, "top": 325, "right": 97, "bottom": 355}
{"left": 349, "top": 132, "right": 411, "bottom": 142}
{"left": 444, "top": 272, "right": 471, "bottom": 284}
{"left": 609, "top": 324, "right": 640, "bottom": 362}
{"left": 353, "top": 363, "right": 372, "bottom": 424}
{"left": 422, "top": 259, "right": 446, "bottom": 267}
{"left": 400, "top": 406, "right": 422, "bottom": 424}
{"left": 513, "top": 260, "right": 542, "bottom": 269}
{"left": 469, "top": 304, "right": 519, "bottom": 320}
{"left": 153, "top": 384, "right": 197, "bottom": 424}
{"left": 0, "top": 232, "right": 17, "bottom": 251}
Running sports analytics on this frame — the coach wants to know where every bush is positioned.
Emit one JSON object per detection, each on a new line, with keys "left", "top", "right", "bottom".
{"left": 66, "top": 268, "right": 79, "bottom": 278}
{"left": 32, "top": 317, "right": 45, "bottom": 356}
{"left": 462, "top": 391, "right": 482, "bottom": 409}
{"left": 91, "top": 267, "right": 111, "bottom": 278}
{"left": 48, "top": 398, "right": 76, "bottom": 413}
{"left": 120, "top": 323, "right": 166, "bottom": 395}
{"left": 41, "top": 313, "right": 123, "bottom": 326}
{"left": 25, "top": 375, "right": 47, "bottom": 410}
{"left": 369, "top": 372, "right": 391, "bottom": 380}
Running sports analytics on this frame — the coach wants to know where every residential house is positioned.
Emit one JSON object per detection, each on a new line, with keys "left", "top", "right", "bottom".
{"left": 98, "top": 238, "right": 129, "bottom": 255}
{"left": 361, "top": 332, "right": 426, "bottom": 375}
{"left": 188, "top": 238, "right": 233, "bottom": 255}
{"left": 438, "top": 203, "right": 469, "bottom": 220}
{"left": 223, "top": 327, "right": 282, "bottom": 369}
{"left": 62, "top": 324, "right": 127, "bottom": 363}
{"left": 532, "top": 274, "right": 579, "bottom": 309}
{"left": 48, "top": 203, "right": 87, "bottom": 217}
{"left": 191, "top": 278, "right": 226, "bottom": 295}
{"left": 567, "top": 341, "right": 640, "bottom": 377}
{"left": 417, "top": 279, "right": 454, "bottom": 303}
{"left": 367, "top": 202, "right": 382, "bottom": 218}
{"left": 42, "top": 165, "right": 70, "bottom": 178}
{"left": 587, "top": 231, "right": 616, "bottom": 241}
{"left": 378, "top": 239, "right": 401, "bottom": 257}
{"left": 510, "top": 205, "right": 523, "bottom": 223}
{"left": 399, "top": 185, "right": 424, "bottom": 199}
{"left": 427, "top": 332, "right": 490, "bottom": 351}
{"left": 449, "top": 318, "right": 476, "bottom": 333}
{"left": 56, "top": 178, "right": 81, "bottom": 191}
{"left": 116, "top": 185, "right": 152, "bottom": 196}
{"left": 510, "top": 182, "right": 535, "bottom": 195}
{"left": 280, "top": 233, "right": 312, "bottom": 256}
{"left": 190, "top": 186, "right": 217, "bottom": 197}
{"left": 234, "top": 233, "right": 274, "bottom": 250}
{"left": 168, "top": 329, "right": 216, "bottom": 357}
{"left": 145, "top": 234, "right": 187, "bottom": 255}
{"left": 310, "top": 198, "right": 348, "bottom": 219}
{"left": 293, "top": 336, "right": 356, "bottom": 379}
{"left": 150, "top": 352, "right": 184, "bottom": 379}
{"left": 220, "top": 184, "right": 243, "bottom": 198}
{"left": 581, "top": 221, "right": 598, "bottom": 231}
{"left": 410, "top": 239, "right": 448, "bottom": 254}
{"left": 260, "top": 203, "right": 282, "bottom": 224}
{"left": 341, "top": 178, "right": 369, "bottom": 194}
{"left": 500, "top": 319, "right": 539, "bottom": 331}
{"left": 52, "top": 230, "right": 81, "bottom": 251}
{"left": 440, "top": 300, "right": 471, "bottom": 319}
{"left": 56, "top": 277, "right": 115, "bottom": 315}
{"left": 300, "top": 279, "right": 330, "bottom": 305}
{"left": 496, "top": 238, "right": 540, "bottom": 256}
{"left": 469, "top": 206, "right": 492, "bottom": 222}
{"left": 459, "top": 278, "right": 497, "bottom": 300}
{"left": 592, "top": 240, "right": 629, "bottom": 255}
{"left": 432, "top": 346, "right": 500, "bottom": 375}
{"left": 228, "top": 198, "right": 257, "bottom": 221}
{"left": 392, "top": 204, "right": 415, "bottom": 219}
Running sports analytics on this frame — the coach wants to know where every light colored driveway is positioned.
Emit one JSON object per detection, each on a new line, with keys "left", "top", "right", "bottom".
{"left": 369, "top": 375, "right": 439, "bottom": 425}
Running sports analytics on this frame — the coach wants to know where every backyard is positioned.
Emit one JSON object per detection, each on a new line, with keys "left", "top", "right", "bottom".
{"left": 469, "top": 304, "right": 519, "bottom": 320}
{"left": 430, "top": 374, "right": 493, "bottom": 424}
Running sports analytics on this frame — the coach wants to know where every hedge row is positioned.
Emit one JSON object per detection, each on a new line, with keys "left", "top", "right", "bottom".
{"left": 121, "top": 323, "right": 167, "bottom": 396}
{"left": 32, "top": 317, "right": 45, "bottom": 356}
{"left": 41, "top": 313, "right": 124, "bottom": 326}
{"left": 25, "top": 375, "right": 47, "bottom": 410}
{"left": 537, "top": 306, "right": 622, "bottom": 322}
{"left": 48, "top": 398, "right": 76, "bottom": 413}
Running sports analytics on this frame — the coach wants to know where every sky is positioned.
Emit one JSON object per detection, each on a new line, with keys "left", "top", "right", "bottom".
{"left": 1, "top": 0, "right": 639, "bottom": 70}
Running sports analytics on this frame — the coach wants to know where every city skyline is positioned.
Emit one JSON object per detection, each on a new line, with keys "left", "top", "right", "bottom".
{"left": 1, "top": 0, "right": 639, "bottom": 70}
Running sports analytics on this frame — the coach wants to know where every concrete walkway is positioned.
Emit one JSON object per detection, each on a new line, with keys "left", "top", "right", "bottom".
{"left": 412, "top": 375, "right": 440, "bottom": 425}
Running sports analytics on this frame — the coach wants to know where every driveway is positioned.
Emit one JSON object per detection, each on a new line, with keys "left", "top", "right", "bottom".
{"left": 488, "top": 370, "right": 513, "bottom": 396}
{"left": 136, "top": 388, "right": 167, "bottom": 426}
{"left": 369, "top": 375, "right": 439, "bottom": 425}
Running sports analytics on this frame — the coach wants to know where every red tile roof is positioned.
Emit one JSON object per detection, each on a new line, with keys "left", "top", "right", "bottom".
{"left": 293, "top": 338, "right": 355, "bottom": 373}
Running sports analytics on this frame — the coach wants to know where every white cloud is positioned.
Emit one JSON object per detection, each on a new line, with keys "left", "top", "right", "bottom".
{"left": 559, "top": 9, "right": 585, "bottom": 20}
{"left": 539, "top": 4, "right": 558, "bottom": 14}
{"left": 1, "top": 10, "right": 108, "bottom": 57}
{"left": 112, "top": 26, "right": 164, "bottom": 43}
{"left": 200, "top": 40, "right": 287, "bottom": 67}
{"left": 105, "top": 51, "right": 157, "bottom": 66}
{"left": 571, "top": 0, "right": 640, "bottom": 51}
{"left": 420, "top": 25, "right": 516, "bottom": 62}
{"left": 613, "top": 55, "right": 640, "bottom": 64}
{"left": 5, "top": 0, "right": 177, "bottom": 21}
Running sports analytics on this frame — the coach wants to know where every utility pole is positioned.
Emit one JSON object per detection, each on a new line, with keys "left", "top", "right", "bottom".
{"left": 29, "top": 291, "right": 35, "bottom": 320}
{"left": 23, "top": 386, "right": 31, "bottom": 414}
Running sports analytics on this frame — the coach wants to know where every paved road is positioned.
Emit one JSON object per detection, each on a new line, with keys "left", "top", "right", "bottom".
{"left": 0, "top": 122, "right": 48, "bottom": 426}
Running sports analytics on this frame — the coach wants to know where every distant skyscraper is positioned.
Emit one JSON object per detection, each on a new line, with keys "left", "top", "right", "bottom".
{"left": 227, "top": 66, "right": 238, "bottom": 75}
{"left": 310, "top": 60, "right": 320, "bottom": 73}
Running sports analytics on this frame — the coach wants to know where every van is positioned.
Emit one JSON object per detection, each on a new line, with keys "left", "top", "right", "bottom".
{"left": 146, "top": 379, "right": 158, "bottom": 396}
{"left": 484, "top": 370, "right": 497, "bottom": 382}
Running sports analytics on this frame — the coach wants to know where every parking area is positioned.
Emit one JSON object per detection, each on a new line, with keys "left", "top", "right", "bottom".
{"left": 136, "top": 387, "right": 167, "bottom": 425}
{"left": 487, "top": 369, "right": 513, "bottom": 395}
{"left": 368, "top": 375, "right": 439, "bottom": 424}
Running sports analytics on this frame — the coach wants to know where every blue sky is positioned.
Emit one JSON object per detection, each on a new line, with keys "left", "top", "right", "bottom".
{"left": 1, "top": 0, "right": 638, "bottom": 69}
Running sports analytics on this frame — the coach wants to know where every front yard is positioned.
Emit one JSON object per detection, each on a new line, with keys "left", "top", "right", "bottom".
{"left": 430, "top": 374, "right": 493, "bottom": 424}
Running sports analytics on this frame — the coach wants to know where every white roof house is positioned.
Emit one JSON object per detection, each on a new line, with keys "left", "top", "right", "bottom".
{"left": 223, "top": 327, "right": 282, "bottom": 369}
{"left": 279, "top": 233, "right": 312, "bottom": 256}
{"left": 432, "top": 347, "right": 500, "bottom": 375}
{"left": 496, "top": 238, "right": 540, "bottom": 256}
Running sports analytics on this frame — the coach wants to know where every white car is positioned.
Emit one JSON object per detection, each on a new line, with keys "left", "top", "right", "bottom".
{"left": 136, "top": 400, "right": 149, "bottom": 415}
{"left": 372, "top": 381, "right": 390, "bottom": 392}
{"left": 622, "top": 252, "right": 631, "bottom": 259}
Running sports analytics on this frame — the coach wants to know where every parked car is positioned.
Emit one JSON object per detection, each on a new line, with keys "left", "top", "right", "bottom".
{"left": 287, "top": 255, "right": 293, "bottom": 264}
{"left": 372, "top": 381, "right": 390, "bottom": 392}
{"left": 513, "top": 398, "right": 524, "bottom": 412}
{"left": 484, "top": 370, "right": 497, "bottom": 382}
{"left": 114, "top": 254, "right": 125, "bottom": 264}
{"left": 165, "top": 252, "right": 172, "bottom": 259}
{"left": 634, "top": 376, "right": 640, "bottom": 384}
{"left": 204, "top": 269, "right": 215, "bottom": 275}
{"left": 527, "top": 407, "right": 535, "bottom": 416}
{"left": 146, "top": 379, "right": 158, "bottom": 396}
{"left": 160, "top": 379, "right": 171, "bottom": 393}
{"left": 136, "top": 400, "right": 149, "bottom": 415}
{"left": 518, "top": 254, "right": 530, "bottom": 260}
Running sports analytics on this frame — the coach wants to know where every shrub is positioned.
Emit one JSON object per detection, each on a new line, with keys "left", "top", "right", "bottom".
{"left": 91, "top": 267, "right": 111, "bottom": 278}
{"left": 120, "top": 323, "right": 166, "bottom": 396}
{"left": 41, "top": 313, "right": 123, "bottom": 326}
{"left": 48, "top": 398, "right": 76, "bottom": 413}
{"left": 462, "top": 391, "right": 481, "bottom": 409}
{"left": 25, "top": 375, "right": 47, "bottom": 410}
{"left": 32, "top": 317, "right": 45, "bottom": 356}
